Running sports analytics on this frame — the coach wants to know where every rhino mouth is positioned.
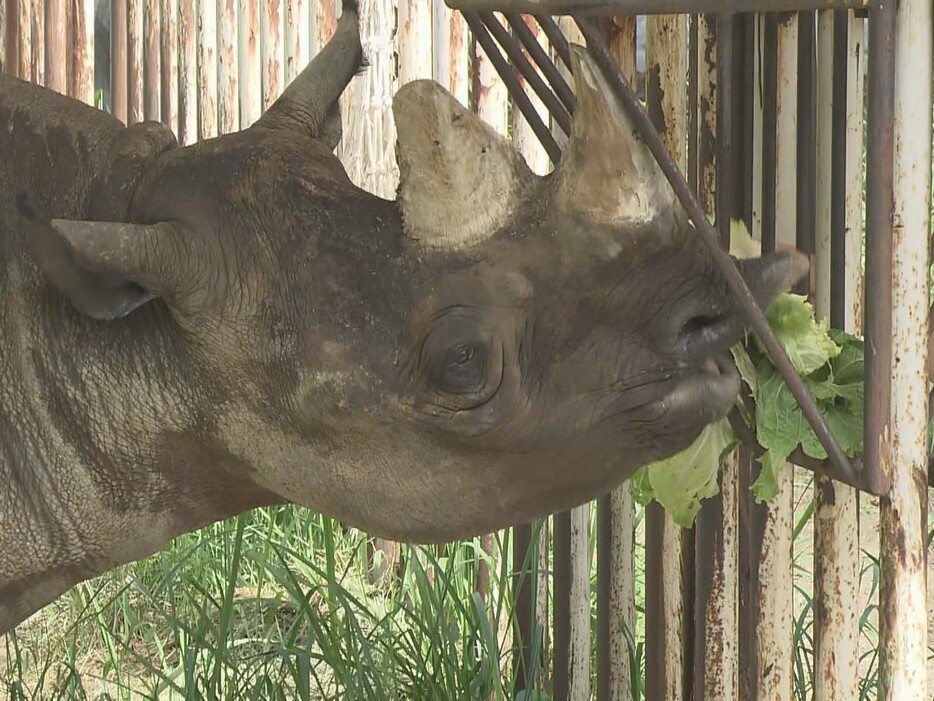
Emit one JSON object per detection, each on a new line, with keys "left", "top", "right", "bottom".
{"left": 652, "top": 352, "right": 741, "bottom": 424}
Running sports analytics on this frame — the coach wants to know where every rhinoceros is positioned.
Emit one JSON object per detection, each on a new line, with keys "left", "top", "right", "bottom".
{"left": 0, "top": 2, "right": 807, "bottom": 633}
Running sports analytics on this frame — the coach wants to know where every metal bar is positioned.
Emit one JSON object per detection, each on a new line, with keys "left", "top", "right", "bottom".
{"left": 433, "top": 0, "right": 469, "bottom": 103}
{"left": 644, "top": 503, "right": 668, "bottom": 701}
{"left": 261, "top": 0, "right": 284, "bottom": 110}
{"left": 31, "top": 0, "right": 44, "bottom": 85}
{"left": 160, "top": 0, "right": 178, "bottom": 130}
{"left": 552, "top": 509, "right": 570, "bottom": 701}
{"left": 464, "top": 12, "right": 562, "bottom": 162}
{"left": 505, "top": 13, "right": 575, "bottom": 111}
{"left": 534, "top": 14, "right": 571, "bottom": 69}
{"left": 128, "top": 0, "right": 144, "bottom": 122}
{"left": 198, "top": 0, "right": 219, "bottom": 138}
{"left": 645, "top": 15, "right": 691, "bottom": 700}
{"left": 761, "top": 14, "right": 777, "bottom": 253}
{"left": 512, "top": 522, "right": 534, "bottom": 693}
{"left": 238, "top": 0, "right": 262, "bottom": 127}
{"left": 862, "top": 0, "right": 896, "bottom": 497}
{"left": 45, "top": 0, "right": 65, "bottom": 92}
{"left": 796, "top": 9, "right": 815, "bottom": 296}
{"left": 879, "top": 0, "right": 932, "bottom": 695}
{"left": 111, "top": 0, "right": 128, "bottom": 123}
{"left": 217, "top": 0, "right": 239, "bottom": 133}
{"left": 568, "top": 13, "right": 861, "bottom": 489}
{"left": 444, "top": 0, "right": 869, "bottom": 16}
{"left": 17, "top": 0, "right": 30, "bottom": 80}
{"left": 759, "top": 13, "right": 797, "bottom": 699}
{"left": 178, "top": 0, "right": 197, "bottom": 143}
{"left": 143, "top": 0, "right": 161, "bottom": 120}
{"left": 480, "top": 11, "right": 572, "bottom": 134}
{"left": 812, "top": 9, "right": 860, "bottom": 700}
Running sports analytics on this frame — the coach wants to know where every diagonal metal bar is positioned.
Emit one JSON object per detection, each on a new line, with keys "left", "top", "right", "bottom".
{"left": 569, "top": 14, "right": 862, "bottom": 490}
{"left": 478, "top": 11, "right": 573, "bottom": 134}
{"left": 504, "top": 12, "right": 577, "bottom": 112}
{"left": 534, "top": 14, "right": 572, "bottom": 69}
{"left": 463, "top": 12, "right": 564, "bottom": 163}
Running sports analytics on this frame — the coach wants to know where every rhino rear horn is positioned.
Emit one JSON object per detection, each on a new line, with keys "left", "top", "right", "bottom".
{"left": 392, "top": 80, "right": 537, "bottom": 250}
{"left": 551, "top": 44, "right": 678, "bottom": 229}
{"left": 254, "top": 0, "right": 363, "bottom": 144}
{"left": 16, "top": 194, "right": 190, "bottom": 320}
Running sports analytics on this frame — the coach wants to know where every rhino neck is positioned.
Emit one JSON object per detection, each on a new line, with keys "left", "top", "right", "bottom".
{"left": 0, "top": 256, "right": 278, "bottom": 634}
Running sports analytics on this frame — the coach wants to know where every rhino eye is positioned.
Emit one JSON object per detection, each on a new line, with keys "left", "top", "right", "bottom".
{"left": 432, "top": 342, "right": 488, "bottom": 395}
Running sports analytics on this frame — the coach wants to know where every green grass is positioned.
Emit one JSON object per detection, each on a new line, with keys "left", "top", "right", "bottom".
{"left": 2, "top": 478, "right": 910, "bottom": 700}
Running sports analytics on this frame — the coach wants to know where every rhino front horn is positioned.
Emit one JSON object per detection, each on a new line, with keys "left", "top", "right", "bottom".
{"left": 551, "top": 44, "right": 679, "bottom": 230}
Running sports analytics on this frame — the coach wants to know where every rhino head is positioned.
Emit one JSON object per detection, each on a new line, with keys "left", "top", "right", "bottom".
{"left": 12, "top": 5, "right": 805, "bottom": 553}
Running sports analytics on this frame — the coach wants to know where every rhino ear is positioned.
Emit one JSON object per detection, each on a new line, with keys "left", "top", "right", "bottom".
{"left": 16, "top": 194, "right": 190, "bottom": 320}
{"left": 551, "top": 44, "right": 678, "bottom": 229}
{"left": 392, "top": 80, "right": 537, "bottom": 250}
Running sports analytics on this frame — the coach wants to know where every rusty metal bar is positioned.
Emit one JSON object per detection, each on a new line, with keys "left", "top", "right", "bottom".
{"left": 143, "top": 0, "right": 161, "bottom": 120}
{"left": 284, "top": 0, "right": 308, "bottom": 83}
{"left": 178, "top": 0, "right": 197, "bottom": 143}
{"left": 45, "top": 0, "right": 65, "bottom": 92}
{"left": 111, "top": 0, "right": 128, "bottom": 123}
{"left": 796, "top": 10, "right": 815, "bottom": 295}
{"left": 218, "top": 0, "right": 239, "bottom": 133}
{"left": 552, "top": 509, "right": 570, "bottom": 701}
{"left": 568, "top": 12, "right": 861, "bottom": 490}
{"left": 464, "top": 12, "right": 562, "bottom": 162}
{"left": 879, "top": 0, "right": 931, "bottom": 696}
{"left": 862, "top": 0, "right": 896, "bottom": 499}
{"left": 239, "top": 0, "right": 262, "bottom": 127}
{"left": 478, "top": 11, "right": 572, "bottom": 134}
{"left": 399, "top": 0, "right": 433, "bottom": 83}
{"left": 31, "top": 0, "right": 44, "bottom": 85}
{"left": 433, "top": 0, "right": 469, "bottom": 102}
{"left": 69, "top": 0, "right": 94, "bottom": 103}
{"left": 199, "top": 0, "right": 219, "bottom": 138}
{"left": 534, "top": 14, "right": 571, "bottom": 69}
{"left": 17, "top": 0, "right": 30, "bottom": 80}
{"left": 445, "top": 0, "right": 869, "bottom": 15}
{"left": 504, "top": 12, "right": 575, "bottom": 111}
{"left": 261, "top": 0, "right": 284, "bottom": 110}
{"left": 160, "top": 0, "right": 178, "bottom": 130}
{"left": 127, "top": 0, "right": 144, "bottom": 123}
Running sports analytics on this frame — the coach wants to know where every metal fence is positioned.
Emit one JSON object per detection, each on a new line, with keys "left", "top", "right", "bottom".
{"left": 2, "top": 0, "right": 932, "bottom": 698}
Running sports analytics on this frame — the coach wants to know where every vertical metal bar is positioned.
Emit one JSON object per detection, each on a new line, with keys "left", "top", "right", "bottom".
{"left": 2, "top": 0, "right": 16, "bottom": 77}
{"left": 238, "top": 0, "right": 261, "bottom": 127}
{"left": 261, "top": 0, "right": 283, "bottom": 109}
{"left": 178, "top": 0, "right": 197, "bottom": 143}
{"left": 217, "top": 0, "right": 239, "bottom": 133}
{"left": 760, "top": 14, "right": 776, "bottom": 253}
{"left": 715, "top": 13, "right": 732, "bottom": 245}
{"left": 70, "top": 0, "right": 94, "bottom": 102}
{"left": 433, "top": 0, "right": 468, "bottom": 103}
{"left": 17, "top": 0, "right": 30, "bottom": 80}
{"left": 598, "top": 18, "right": 636, "bottom": 700}
{"left": 880, "top": 0, "right": 931, "bottom": 697}
{"left": 284, "top": 0, "right": 307, "bottom": 83}
{"left": 111, "top": 0, "right": 128, "bottom": 123}
{"left": 127, "top": 0, "right": 144, "bottom": 123}
{"left": 553, "top": 508, "right": 571, "bottom": 701}
{"left": 842, "top": 14, "right": 865, "bottom": 336}
{"left": 644, "top": 504, "right": 668, "bottom": 701}
{"left": 160, "top": 0, "right": 178, "bottom": 130}
{"left": 31, "top": 0, "right": 44, "bottom": 85}
{"left": 198, "top": 0, "right": 218, "bottom": 138}
{"left": 796, "top": 9, "right": 815, "bottom": 293}
{"left": 755, "top": 13, "right": 797, "bottom": 700}
{"left": 812, "top": 10, "right": 861, "bottom": 700}
{"left": 645, "top": 13, "right": 690, "bottom": 701}
{"left": 863, "top": 0, "right": 896, "bottom": 497}
{"left": 45, "top": 0, "right": 65, "bottom": 92}
{"left": 398, "top": 0, "right": 432, "bottom": 84}
{"left": 143, "top": 0, "right": 160, "bottom": 120}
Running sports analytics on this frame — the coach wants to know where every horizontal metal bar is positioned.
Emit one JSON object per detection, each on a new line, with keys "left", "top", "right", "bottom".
{"left": 570, "top": 15, "right": 860, "bottom": 488}
{"left": 447, "top": 0, "right": 868, "bottom": 17}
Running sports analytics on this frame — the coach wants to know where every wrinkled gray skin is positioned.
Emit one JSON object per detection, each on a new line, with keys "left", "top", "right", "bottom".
{"left": 0, "top": 2, "right": 808, "bottom": 634}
